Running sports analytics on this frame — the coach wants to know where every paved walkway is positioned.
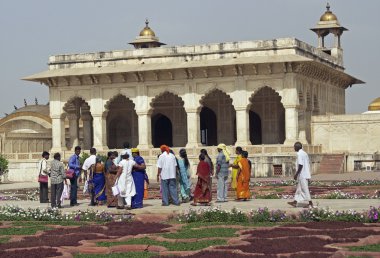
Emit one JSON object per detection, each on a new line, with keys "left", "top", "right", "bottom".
{"left": 0, "top": 172, "right": 379, "bottom": 215}
{"left": 1, "top": 172, "right": 379, "bottom": 191}
{"left": 0, "top": 198, "right": 378, "bottom": 215}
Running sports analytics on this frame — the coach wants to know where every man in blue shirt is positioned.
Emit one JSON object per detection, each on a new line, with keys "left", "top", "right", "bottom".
{"left": 68, "top": 146, "right": 81, "bottom": 206}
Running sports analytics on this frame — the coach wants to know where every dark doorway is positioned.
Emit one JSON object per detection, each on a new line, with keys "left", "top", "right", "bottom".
{"left": 108, "top": 117, "right": 130, "bottom": 149}
{"left": 249, "top": 111, "right": 262, "bottom": 144}
{"left": 152, "top": 114, "right": 173, "bottom": 147}
{"left": 200, "top": 107, "right": 217, "bottom": 146}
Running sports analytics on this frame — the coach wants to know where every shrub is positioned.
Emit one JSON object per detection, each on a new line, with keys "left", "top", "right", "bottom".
{"left": 79, "top": 152, "right": 90, "bottom": 165}
{"left": 0, "top": 155, "right": 9, "bottom": 178}
{"left": 97, "top": 155, "right": 107, "bottom": 163}
{"left": 368, "top": 206, "right": 379, "bottom": 222}
{"left": 249, "top": 207, "right": 271, "bottom": 222}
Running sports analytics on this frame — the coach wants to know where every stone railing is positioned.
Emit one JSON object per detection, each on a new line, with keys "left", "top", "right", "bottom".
{"left": 2, "top": 144, "right": 322, "bottom": 161}
{"left": 1, "top": 153, "right": 42, "bottom": 161}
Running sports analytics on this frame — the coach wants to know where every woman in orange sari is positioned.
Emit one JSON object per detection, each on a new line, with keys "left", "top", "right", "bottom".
{"left": 236, "top": 151, "right": 251, "bottom": 201}
{"left": 192, "top": 154, "right": 211, "bottom": 206}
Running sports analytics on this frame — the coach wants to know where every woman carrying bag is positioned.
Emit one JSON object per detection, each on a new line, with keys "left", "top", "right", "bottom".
{"left": 37, "top": 151, "right": 50, "bottom": 203}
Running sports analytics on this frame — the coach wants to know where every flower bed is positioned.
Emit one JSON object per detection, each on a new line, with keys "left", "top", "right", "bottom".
{"left": 175, "top": 206, "right": 380, "bottom": 224}
{"left": 251, "top": 179, "right": 380, "bottom": 187}
{"left": 0, "top": 205, "right": 121, "bottom": 222}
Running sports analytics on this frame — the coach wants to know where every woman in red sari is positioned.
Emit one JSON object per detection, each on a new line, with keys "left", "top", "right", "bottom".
{"left": 236, "top": 151, "right": 251, "bottom": 201}
{"left": 192, "top": 154, "right": 211, "bottom": 206}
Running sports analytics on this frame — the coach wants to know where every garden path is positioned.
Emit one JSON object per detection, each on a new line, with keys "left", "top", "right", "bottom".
{"left": 0, "top": 198, "right": 378, "bottom": 216}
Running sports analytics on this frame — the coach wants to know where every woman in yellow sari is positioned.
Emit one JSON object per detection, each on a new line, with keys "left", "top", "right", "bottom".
{"left": 231, "top": 147, "right": 243, "bottom": 190}
{"left": 236, "top": 151, "right": 251, "bottom": 200}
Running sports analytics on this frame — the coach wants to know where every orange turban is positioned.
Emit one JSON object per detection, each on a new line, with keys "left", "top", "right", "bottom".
{"left": 160, "top": 145, "right": 170, "bottom": 154}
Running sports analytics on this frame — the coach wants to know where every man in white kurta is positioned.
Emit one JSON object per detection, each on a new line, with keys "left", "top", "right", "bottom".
{"left": 116, "top": 150, "right": 141, "bottom": 209}
{"left": 82, "top": 148, "right": 97, "bottom": 171}
{"left": 157, "top": 145, "right": 179, "bottom": 206}
{"left": 82, "top": 148, "right": 97, "bottom": 205}
{"left": 288, "top": 142, "right": 314, "bottom": 208}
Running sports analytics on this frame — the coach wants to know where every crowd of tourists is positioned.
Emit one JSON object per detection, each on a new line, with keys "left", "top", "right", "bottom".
{"left": 37, "top": 141, "right": 311, "bottom": 209}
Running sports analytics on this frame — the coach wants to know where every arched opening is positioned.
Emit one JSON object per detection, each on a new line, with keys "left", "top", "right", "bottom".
{"left": 150, "top": 92, "right": 187, "bottom": 147}
{"left": 105, "top": 95, "right": 138, "bottom": 149}
{"left": 200, "top": 107, "right": 217, "bottom": 146}
{"left": 249, "top": 111, "right": 262, "bottom": 144}
{"left": 63, "top": 97, "right": 93, "bottom": 150}
{"left": 249, "top": 86, "right": 285, "bottom": 144}
{"left": 152, "top": 114, "right": 173, "bottom": 147}
{"left": 200, "top": 89, "right": 236, "bottom": 145}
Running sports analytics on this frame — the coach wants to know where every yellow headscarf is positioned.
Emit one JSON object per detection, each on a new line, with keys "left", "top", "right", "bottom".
{"left": 217, "top": 143, "right": 230, "bottom": 162}
{"left": 131, "top": 148, "right": 139, "bottom": 153}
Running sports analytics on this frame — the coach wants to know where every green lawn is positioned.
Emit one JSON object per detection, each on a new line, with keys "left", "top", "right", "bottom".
{"left": 348, "top": 244, "right": 380, "bottom": 252}
{"left": 162, "top": 226, "right": 238, "bottom": 239}
{"left": 178, "top": 221, "right": 280, "bottom": 228}
{"left": 0, "top": 237, "right": 10, "bottom": 244}
{"left": 97, "top": 237, "right": 227, "bottom": 251}
{"left": 0, "top": 225, "right": 51, "bottom": 235}
{"left": 75, "top": 252, "right": 157, "bottom": 258}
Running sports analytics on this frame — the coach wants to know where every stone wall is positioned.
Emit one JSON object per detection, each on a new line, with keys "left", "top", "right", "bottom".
{"left": 311, "top": 113, "right": 380, "bottom": 153}
{"left": 6, "top": 161, "right": 40, "bottom": 182}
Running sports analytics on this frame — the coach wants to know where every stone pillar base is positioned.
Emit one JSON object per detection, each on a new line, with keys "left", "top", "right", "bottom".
{"left": 185, "top": 142, "right": 201, "bottom": 148}
{"left": 92, "top": 145, "right": 109, "bottom": 152}
{"left": 137, "top": 144, "right": 153, "bottom": 149}
{"left": 50, "top": 147, "right": 67, "bottom": 153}
{"left": 234, "top": 141, "right": 252, "bottom": 147}
{"left": 284, "top": 139, "right": 296, "bottom": 145}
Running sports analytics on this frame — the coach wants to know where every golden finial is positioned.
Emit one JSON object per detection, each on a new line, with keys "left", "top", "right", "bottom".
{"left": 320, "top": 2, "right": 337, "bottom": 21}
{"left": 139, "top": 18, "right": 155, "bottom": 37}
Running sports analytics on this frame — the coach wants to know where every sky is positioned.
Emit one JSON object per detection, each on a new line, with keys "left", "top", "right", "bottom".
{"left": 0, "top": 0, "right": 379, "bottom": 116}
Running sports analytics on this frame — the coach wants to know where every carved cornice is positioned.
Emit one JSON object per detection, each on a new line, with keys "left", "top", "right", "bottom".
{"left": 294, "top": 62, "right": 355, "bottom": 89}
{"left": 43, "top": 61, "right": 358, "bottom": 89}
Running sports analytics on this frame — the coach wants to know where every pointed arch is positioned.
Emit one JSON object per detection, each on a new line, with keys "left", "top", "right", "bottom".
{"left": 150, "top": 91, "right": 187, "bottom": 147}
{"left": 249, "top": 86, "right": 285, "bottom": 144}
{"left": 63, "top": 97, "right": 93, "bottom": 150}
{"left": 152, "top": 114, "right": 173, "bottom": 147}
{"left": 200, "top": 89, "right": 236, "bottom": 145}
{"left": 105, "top": 94, "right": 138, "bottom": 148}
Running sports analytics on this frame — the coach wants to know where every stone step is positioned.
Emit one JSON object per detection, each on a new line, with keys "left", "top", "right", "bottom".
{"left": 317, "top": 154, "right": 345, "bottom": 174}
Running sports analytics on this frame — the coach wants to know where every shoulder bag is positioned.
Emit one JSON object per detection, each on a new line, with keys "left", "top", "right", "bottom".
{"left": 65, "top": 168, "right": 75, "bottom": 179}
{"left": 38, "top": 160, "right": 49, "bottom": 183}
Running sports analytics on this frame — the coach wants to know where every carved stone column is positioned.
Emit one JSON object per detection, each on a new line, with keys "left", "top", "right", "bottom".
{"left": 284, "top": 106, "right": 299, "bottom": 145}
{"left": 81, "top": 112, "right": 93, "bottom": 150}
{"left": 137, "top": 112, "right": 153, "bottom": 149}
{"left": 92, "top": 114, "right": 108, "bottom": 151}
{"left": 51, "top": 115, "right": 66, "bottom": 152}
{"left": 297, "top": 106, "right": 308, "bottom": 144}
{"left": 185, "top": 108, "right": 201, "bottom": 148}
{"left": 235, "top": 107, "right": 251, "bottom": 146}
{"left": 67, "top": 112, "right": 79, "bottom": 149}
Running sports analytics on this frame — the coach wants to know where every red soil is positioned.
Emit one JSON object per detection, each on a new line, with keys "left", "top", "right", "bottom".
{"left": 284, "top": 221, "right": 378, "bottom": 229}
{"left": 0, "top": 221, "right": 170, "bottom": 255}
{"left": 0, "top": 247, "right": 60, "bottom": 258}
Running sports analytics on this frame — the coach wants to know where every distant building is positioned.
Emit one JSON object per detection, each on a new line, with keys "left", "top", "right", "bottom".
{"left": 0, "top": 104, "right": 52, "bottom": 154}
